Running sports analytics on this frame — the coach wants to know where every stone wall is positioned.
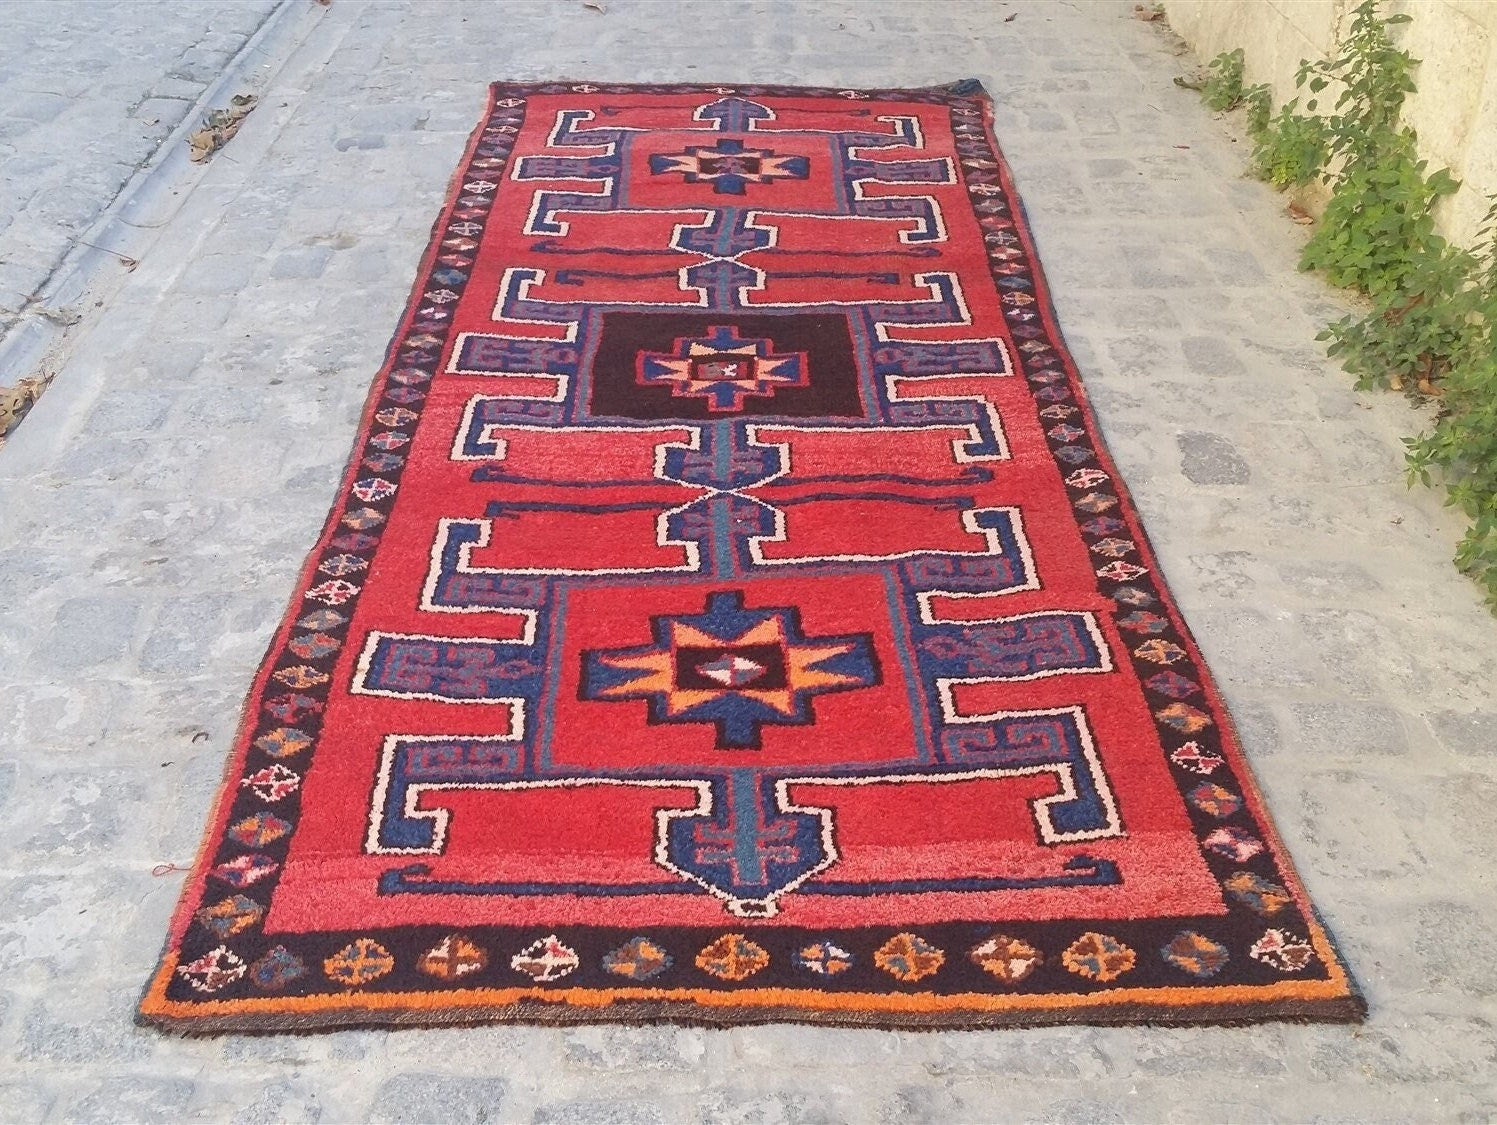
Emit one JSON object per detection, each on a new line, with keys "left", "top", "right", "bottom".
{"left": 1161, "top": 0, "right": 1497, "bottom": 247}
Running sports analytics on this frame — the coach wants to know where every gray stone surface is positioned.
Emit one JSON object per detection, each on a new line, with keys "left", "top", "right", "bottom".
{"left": 1177, "top": 430, "right": 1251, "bottom": 485}
{"left": 0, "top": 0, "right": 279, "bottom": 341}
{"left": 0, "top": 0, "right": 1494, "bottom": 1121}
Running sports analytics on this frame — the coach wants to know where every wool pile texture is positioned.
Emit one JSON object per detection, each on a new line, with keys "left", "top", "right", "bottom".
{"left": 141, "top": 81, "right": 1363, "bottom": 1031}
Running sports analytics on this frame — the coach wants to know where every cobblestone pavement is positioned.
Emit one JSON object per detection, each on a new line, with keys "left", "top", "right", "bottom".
{"left": 0, "top": 0, "right": 280, "bottom": 340}
{"left": 1, "top": 0, "right": 1495, "bottom": 1120}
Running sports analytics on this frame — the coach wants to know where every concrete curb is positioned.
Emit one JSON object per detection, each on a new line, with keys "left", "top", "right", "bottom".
{"left": 0, "top": 0, "right": 323, "bottom": 392}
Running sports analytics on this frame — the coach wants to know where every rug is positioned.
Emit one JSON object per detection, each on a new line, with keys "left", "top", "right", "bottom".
{"left": 140, "top": 80, "right": 1363, "bottom": 1031}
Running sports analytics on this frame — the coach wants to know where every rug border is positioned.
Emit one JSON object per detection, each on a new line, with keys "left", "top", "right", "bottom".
{"left": 138, "top": 77, "right": 1365, "bottom": 1034}
{"left": 143, "top": 981, "right": 1363, "bottom": 1035}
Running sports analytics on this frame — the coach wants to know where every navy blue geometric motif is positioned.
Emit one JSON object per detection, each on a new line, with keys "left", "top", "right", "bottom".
{"left": 649, "top": 137, "right": 810, "bottom": 195}
{"left": 357, "top": 634, "right": 542, "bottom": 703}
{"left": 916, "top": 613, "right": 1105, "bottom": 681}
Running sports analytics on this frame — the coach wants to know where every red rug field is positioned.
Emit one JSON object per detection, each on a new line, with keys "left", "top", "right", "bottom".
{"left": 140, "top": 80, "right": 1363, "bottom": 1031}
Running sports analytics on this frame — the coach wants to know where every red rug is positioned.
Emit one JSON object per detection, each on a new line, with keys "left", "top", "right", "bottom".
{"left": 141, "top": 81, "right": 1362, "bottom": 1031}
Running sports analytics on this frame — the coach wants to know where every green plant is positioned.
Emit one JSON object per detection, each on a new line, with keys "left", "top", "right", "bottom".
{"left": 1201, "top": 48, "right": 1246, "bottom": 111}
{"left": 1301, "top": 131, "right": 1458, "bottom": 294}
{"left": 1320, "top": 227, "right": 1480, "bottom": 396}
{"left": 1242, "top": 82, "right": 1273, "bottom": 136}
{"left": 1399, "top": 203, "right": 1497, "bottom": 606}
{"left": 1293, "top": 2, "right": 1459, "bottom": 295}
{"left": 1250, "top": 99, "right": 1327, "bottom": 188}
{"left": 1188, "top": 0, "right": 1497, "bottom": 612}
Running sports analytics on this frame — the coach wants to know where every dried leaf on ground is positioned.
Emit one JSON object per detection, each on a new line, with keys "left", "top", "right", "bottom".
{"left": 0, "top": 377, "right": 48, "bottom": 438}
{"left": 1133, "top": 4, "right": 1164, "bottom": 20}
{"left": 1286, "top": 202, "right": 1315, "bottom": 225}
{"left": 188, "top": 93, "right": 259, "bottom": 162}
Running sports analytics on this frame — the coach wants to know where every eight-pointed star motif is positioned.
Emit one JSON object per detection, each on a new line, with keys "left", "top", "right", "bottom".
{"left": 581, "top": 591, "right": 881, "bottom": 749}
{"left": 648, "top": 137, "right": 810, "bottom": 195}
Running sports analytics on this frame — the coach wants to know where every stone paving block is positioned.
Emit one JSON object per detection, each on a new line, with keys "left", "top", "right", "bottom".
{"left": 733, "top": 1025, "right": 922, "bottom": 1071}
{"left": 16, "top": 994, "right": 152, "bottom": 1066}
{"left": 177, "top": 253, "right": 257, "bottom": 295}
{"left": 1288, "top": 701, "right": 1411, "bottom": 759}
{"left": 54, "top": 430, "right": 152, "bottom": 479}
{"left": 139, "top": 594, "right": 229, "bottom": 676}
{"left": 179, "top": 386, "right": 273, "bottom": 427}
{"left": 562, "top": 1025, "right": 708, "bottom": 1072}
{"left": 1094, "top": 178, "right": 1215, "bottom": 217}
{"left": 348, "top": 104, "right": 431, "bottom": 133}
{"left": 1098, "top": 331, "right": 1180, "bottom": 381}
{"left": 269, "top": 244, "right": 335, "bottom": 279}
{"left": 0, "top": 260, "right": 46, "bottom": 306}
{"left": 1306, "top": 1012, "right": 1497, "bottom": 1084}
{"left": 47, "top": 594, "right": 140, "bottom": 671}
{"left": 1177, "top": 430, "right": 1251, "bottom": 485}
{"left": 62, "top": 1076, "right": 196, "bottom": 1124}
{"left": 16, "top": 765, "right": 148, "bottom": 862}
{"left": 1435, "top": 771, "right": 1497, "bottom": 871}
{"left": 1295, "top": 607, "right": 1427, "bottom": 697}
{"left": 6, "top": 91, "right": 69, "bottom": 125}
{"left": 80, "top": 388, "right": 175, "bottom": 434}
{"left": 533, "top": 1097, "right": 670, "bottom": 1125}
{"left": 1191, "top": 605, "right": 1327, "bottom": 692}
{"left": 0, "top": 546, "right": 72, "bottom": 605}
{"left": 1223, "top": 694, "right": 1282, "bottom": 760}
{"left": 0, "top": 678, "right": 125, "bottom": 756}
{"left": 1275, "top": 558, "right": 1383, "bottom": 598}
{"left": 1180, "top": 333, "right": 1248, "bottom": 376}
{"left": 367, "top": 1074, "right": 511, "bottom": 1124}
{"left": 134, "top": 339, "right": 208, "bottom": 383}
{"left": 1130, "top": 1024, "right": 1290, "bottom": 1079}
{"left": 1183, "top": 548, "right": 1264, "bottom": 599}
{"left": 172, "top": 46, "right": 235, "bottom": 84}
{"left": 930, "top": 1025, "right": 1117, "bottom": 1080}
{"left": 868, "top": 1083, "right": 972, "bottom": 1125}
{"left": 220, "top": 1028, "right": 339, "bottom": 1067}
{"left": 1291, "top": 769, "right": 1437, "bottom": 881}
{"left": 334, "top": 133, "right": 387, "bottom": 151}
{"left": 147, "top": 293, "right": 233, "bottom": 334}
{"left": 132, "top": 96, "right": 192, "bottom": 127}
{"left": 695, "top": 1086, "right": 840, "bottom": 1125}
{"left": 226, "top": 1081, "right": 325, "bottom": 1125}
{"left": 1203, "top": 246, "right": 1268, "bottom": 285}
{"left": 0, "top": 1081, "right": 55, "bottom": 1122}
{"left": 1410, "top": 901, "right": 1497, "bottom": 997}
{"left": 1424, "top": 708, "right": 1497, "bottom": 756}
{"left": 149, "top": 74, "right": 209, "bottom": 101}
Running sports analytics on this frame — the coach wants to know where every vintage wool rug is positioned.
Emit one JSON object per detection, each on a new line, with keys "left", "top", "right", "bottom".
{"left": 141, "top": 80, "right": 1363, "bottom": 1032}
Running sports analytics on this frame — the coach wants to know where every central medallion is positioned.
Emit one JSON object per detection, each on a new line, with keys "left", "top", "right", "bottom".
{"left": 588, "top": 312, "right": 865, "bottom": 420}
{"left": 648, "top": 137, "right": 810, "bottom": 195}
{"left": 638, "top": 324, "right": 809, "bottom": 412}
{"left": 580, "top": 591, "right": 881, "bottom": 749}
